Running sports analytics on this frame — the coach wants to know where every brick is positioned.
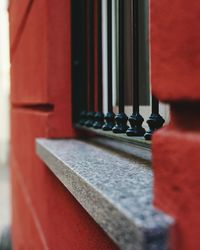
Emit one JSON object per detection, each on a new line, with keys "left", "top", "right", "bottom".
{"left": 10, "top": 0, "right": 71, "bottom": 105}
{"left": 9, "top": 0, "right": 32, "bottom": 52}
{"left": 151, "top": 0, "right": 200, "bottom": 102}
{"left": 152, "top": 127, "right": 200, "bottom": 250}
{"left": 10, "top": 0, "right": 74, "bottom": 138}
{"left": 11, "top": 108, "right": 118, "bottom": 250}
{"left": 10, "top": 0, "right": 47, "bottom": 103}
{"left": 11, "top": 0, "right": 68, "bottom": 104}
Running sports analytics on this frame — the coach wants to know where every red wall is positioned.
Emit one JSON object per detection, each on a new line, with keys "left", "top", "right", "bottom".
{"left": 151, "top": 1, "right": 200, "bottom": 250}
{"left": 10, "top": 0, "right": 117, "bottom": 249}
{"left": 10, "top": 0, "right": 200, "bottom": 249}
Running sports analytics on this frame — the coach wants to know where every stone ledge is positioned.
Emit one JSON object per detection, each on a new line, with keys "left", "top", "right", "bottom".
{"left": 36, "top": 138, "right": 173, "bottom": 250}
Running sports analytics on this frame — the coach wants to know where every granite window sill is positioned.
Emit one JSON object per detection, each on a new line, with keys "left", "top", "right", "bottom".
{"left": 36, "top": 138, "right": 173, "bottom": 250}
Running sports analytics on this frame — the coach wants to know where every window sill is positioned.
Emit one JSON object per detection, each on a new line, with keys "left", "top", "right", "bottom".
{"left": 36, "top": 138, "right": 173, "bottom": 250}
{"left": 75, "top": 124, "right": 151, "bottom": 149}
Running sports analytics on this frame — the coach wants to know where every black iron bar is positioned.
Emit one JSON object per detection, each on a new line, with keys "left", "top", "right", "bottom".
{"left": 93, "top": 0, "right": 105, "bottom": 129}
{"left": 112, "top": 0, "right": 129, "bottom": 133}
{"left": 97, "top": 0, "right": 103, "bottom": 112}
{"left": 152, "top": 95, "right": 159, "bottom": 114}
{"left": 144, "top": 95, "right": 165, "bottom": 140}
{"left": 77, "top": 0, "right": 87, "bottom": 125}
{"left": 126, "top": 0, "right": 145, "bottom": 136}
{"left": 85, "top": 0, "right": 95, "bottom": 127}
{"left": 102, "top": 0, "right": 115, "bottom": 131}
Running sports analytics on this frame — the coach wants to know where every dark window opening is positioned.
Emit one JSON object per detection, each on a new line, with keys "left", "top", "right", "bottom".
{"left": 71, "top": 0, "right": 165, "bottom": 141}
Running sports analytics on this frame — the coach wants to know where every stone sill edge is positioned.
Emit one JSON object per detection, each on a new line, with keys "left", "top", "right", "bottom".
{"left": 36, "top": 138, "right": 173, "bottom": 250}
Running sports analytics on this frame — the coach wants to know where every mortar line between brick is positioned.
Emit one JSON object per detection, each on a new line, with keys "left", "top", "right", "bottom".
{"left": 12, "top": 103, "right": 54, "bottom": 112}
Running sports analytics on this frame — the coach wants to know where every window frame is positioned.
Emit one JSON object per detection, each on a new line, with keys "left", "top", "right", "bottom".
{"left": 71, "top": 0, "right": 168, "bottom": 146}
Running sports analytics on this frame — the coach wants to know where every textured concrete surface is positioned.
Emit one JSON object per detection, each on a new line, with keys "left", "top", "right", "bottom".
{"left": 36, "top": 138, "right": 174, "bottom": 250}
{"left": 0, "top": 165, "right": 11, "bottom": 235}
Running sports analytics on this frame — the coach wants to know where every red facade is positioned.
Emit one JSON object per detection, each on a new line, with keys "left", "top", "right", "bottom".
{"left": 10, "top": 0, "right": 200, "bottom": 249}
{"left": 10, "top": 0, "right": 116, "bottom": 249}
{"left": 151, "top": 1, "right": 200, "bottom": 249}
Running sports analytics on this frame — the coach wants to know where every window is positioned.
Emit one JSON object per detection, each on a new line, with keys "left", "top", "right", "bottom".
{"left": 71, "top": 0, "right": 168, "bottom": 143}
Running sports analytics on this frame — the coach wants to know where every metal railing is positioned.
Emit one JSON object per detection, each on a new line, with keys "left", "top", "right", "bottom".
{"left": 71, "top": 0, "right": 165, "bottom": 141}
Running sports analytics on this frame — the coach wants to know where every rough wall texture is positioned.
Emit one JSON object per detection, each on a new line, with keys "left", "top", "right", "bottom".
{"left": 10, "top": 0, "right": 75, "bottom": 138}
{"left": 10, "top": 0, "right": 199, "bottom": 249}
{"left": 151, "top": 1, "right": 200, "bottom": 250}
{"left": 151, "top": 0, "right": 200, "bottom": 102}
{"left": 10, "top": 0, "right": 117, "bottom": 249}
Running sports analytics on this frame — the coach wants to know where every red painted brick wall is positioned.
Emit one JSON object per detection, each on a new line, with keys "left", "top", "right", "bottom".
{"left": 10, "top": 0, "right": 199, "bottom": 249}
{"left": 151, "top": 1, "right": 200, "bottom": 250}
{"left": 10, "top": 0, "right": 117, "bottom": 249}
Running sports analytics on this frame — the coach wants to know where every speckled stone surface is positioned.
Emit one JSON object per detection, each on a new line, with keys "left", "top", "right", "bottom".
{"left": 36, "top": 139, "right": 173, "bottom": 250}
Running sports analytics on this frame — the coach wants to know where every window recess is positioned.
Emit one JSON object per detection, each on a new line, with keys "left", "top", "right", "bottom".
{"left": 72, "top": 0, "right": 168, "bottom": 144}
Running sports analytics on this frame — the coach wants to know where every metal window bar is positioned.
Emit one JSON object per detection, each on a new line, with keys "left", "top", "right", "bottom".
{"left": 73, "top": 0, "right": 165, "bottom": 141}
{"left": 126, "top": 0, "right": 146, "bottom": 137}
{"left": 102, "top": 0, "right": 115, "bottom": 131}
{"left": 112, "top": 0, "right": 129, "bottom": 134}
{"left": 71, "top": 0, "right": 87, "bottom": 125}
{"left": 84, "top": 0, "right": 95, "bottom": 127}
{"left": 144, "top": 95, "right": 165, "bottom": 140}
{"left": 93, "top": 0, "right": 104, "bottom": 129}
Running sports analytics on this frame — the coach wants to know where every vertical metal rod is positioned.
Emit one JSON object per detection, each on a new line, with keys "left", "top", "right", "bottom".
{"left": 144, "top": 95, "right": 165, "bottom": 140}
{"left": 85, "top": 0, "right": 95, "bottom": 127}
{"left": 112, "top": 0, "right": 128, "bottom": 134}
{"left": 78, "top": 0, "right": 88, "bottom": 125}
{"left": 152, "top": 95, "right": 159, "bottom": 114}
{"left": 98, "top": 0, "right": 103, "bottom": 112}
{"left": 133, "top": 0, "right": 139, "bottom": 113}
{"left": 107, "top": 0, "right": 113, "bottom": 112}
{"left": 118, "top": 0, "right": 125, "bottom": 113}
{"left": 126, "top": 0, "right": 145, "bottom": 136}
{"left": 93, "top": 0, "right": 105, "bottom": 129}
{"left": 102, "top": 0, "right": 115, "bottom": 131}
{"left": 89, "top": 0, "right": 95, "bottom": 111}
